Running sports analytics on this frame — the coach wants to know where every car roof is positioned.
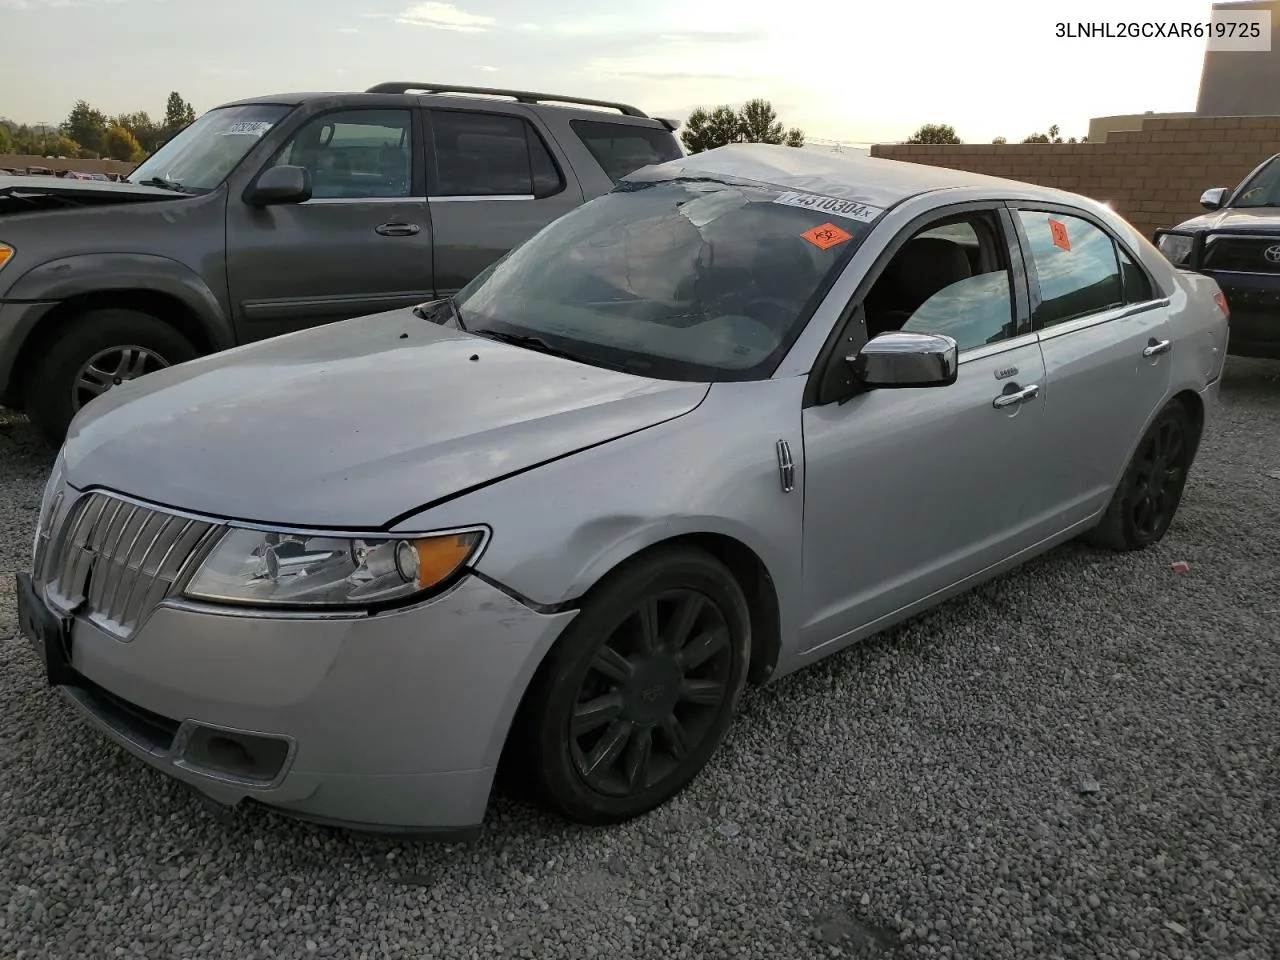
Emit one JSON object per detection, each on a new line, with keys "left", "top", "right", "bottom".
{"left": 214, "top": 90, "right": 672, "bottom": 127}
{"left": 624, "top": 142, "right": 1079, "bottom": 210}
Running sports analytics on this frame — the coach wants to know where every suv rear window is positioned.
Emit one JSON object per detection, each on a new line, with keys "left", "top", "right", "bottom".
{"left": 570, "top": 120, "right": 682, "bottom": 183}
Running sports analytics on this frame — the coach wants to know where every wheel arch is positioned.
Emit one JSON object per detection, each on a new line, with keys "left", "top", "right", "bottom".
{"left": 2, "top": 254, "right": 233, "bottom": 408}
{"left": 492, "top": 531, "right": 784, "bottom": 786}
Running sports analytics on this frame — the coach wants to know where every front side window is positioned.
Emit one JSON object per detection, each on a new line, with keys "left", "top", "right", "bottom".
{"left": 270, "top": 109, "right": 413, "bottom": 199}
{"left": 453, "top": 178, "right": 878, "bottom": 380}
{"left": 128, "top": 104, "right": 291, "bottom": 194}
{"left": 866, "top": 212, "right": 1018, "bottom": 351}
{"left": 431, "top": 110, "right": 562, "bottom": 198}
{"left": 570, "top": 119, "right": 683, "bottom": 183}
{"left": 1017, "top": 210, "right": 1123, "bottom": 328}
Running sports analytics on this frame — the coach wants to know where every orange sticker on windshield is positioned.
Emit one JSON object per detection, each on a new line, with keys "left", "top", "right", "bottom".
{"left": 801, "top": 223, "right": 853, "bottom": 250}
{"left": 1048, "top": 217, "right": 1071, "bottom": 251}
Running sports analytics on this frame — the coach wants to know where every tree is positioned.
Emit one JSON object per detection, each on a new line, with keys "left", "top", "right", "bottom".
{"left": 681, "top": 106, "right": 741, "bottom": 153}
{"left": 63, "top": 100, "right": 108, "bottom": 155}
{"left": 906, "top": 123, "right": 961, "bottom": 144}
{"left": 53, "top": 136, "right": 81, "bottom": 158}
{"left": 680, "top": 99, "right": 806, "bottom": 154}
{"left": 738, "top": 98, "right": 786, "bottom": 145}
{"left": 992, "top": 136, "right": 1007, "bottom": 145}
{"left": 162, "top": 92, "right": 196, "bottom": 139}
{"left": 102, "top": 124, "right": 144, "bottom": 162}
{"left": 0, "top": 123, "right": 12, "bottom": 154}
{"left": 1020, "top": 123, "right": 1085, "bottom": 144}
{"left": 114, "top": 111, "right": 161, "bottom": 154}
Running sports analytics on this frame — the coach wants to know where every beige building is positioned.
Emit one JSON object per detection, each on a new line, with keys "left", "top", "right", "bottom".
{"left": 1196, "top": 0, "right": 1280, "bottom": 115}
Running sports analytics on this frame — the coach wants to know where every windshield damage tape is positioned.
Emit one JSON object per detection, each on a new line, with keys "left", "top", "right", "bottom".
{"left": 772, "top": 191, "right": 883, "bottom": 223}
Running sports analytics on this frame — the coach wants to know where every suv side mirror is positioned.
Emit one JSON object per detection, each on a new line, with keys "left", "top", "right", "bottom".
{"left": 1200, "top": 187, "right": 1228, "bottom": 211}
{"left": 246, "top": 165, "right": 312, "bottom": 206}
{"left": 847, "top": 331, "right": 958, "bottom": 389}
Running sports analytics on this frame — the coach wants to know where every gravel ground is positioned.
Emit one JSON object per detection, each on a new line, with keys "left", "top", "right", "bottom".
{"left": 1, "top": 359, "right": 1278, "bottom": 960}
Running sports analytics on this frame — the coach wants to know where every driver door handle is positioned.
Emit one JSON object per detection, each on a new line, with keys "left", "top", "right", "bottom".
{"left": 993, "top": 383, "right": 1040, "bottom": 409}
{"left": 375, "top": 221, "right": 420, "bottom": 237}
{"left": 1143, "top": 338, "right": 1171, "bottom": 358}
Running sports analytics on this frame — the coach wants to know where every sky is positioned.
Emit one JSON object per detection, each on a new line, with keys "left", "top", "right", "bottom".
{"left": 0, "top": 0, "right": 1253, "bottom": 145}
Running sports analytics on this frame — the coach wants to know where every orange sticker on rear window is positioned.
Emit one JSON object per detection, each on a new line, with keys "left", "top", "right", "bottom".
{"left": 1048, "top": 217, "right": 1071, "bottom": 251}
{"left": 801, "top": 223, "right": 853, "bottom": 250}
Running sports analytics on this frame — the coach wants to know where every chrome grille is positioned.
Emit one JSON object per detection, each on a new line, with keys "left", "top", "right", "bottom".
{"left": 38, "top": 492, "right": 220, "bottom": 638}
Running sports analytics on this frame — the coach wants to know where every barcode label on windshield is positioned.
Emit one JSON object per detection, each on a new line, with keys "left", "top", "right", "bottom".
{"left": 772, "top": 191, "right": 882, "bottom": 222}
{"left": 223, "top": 121, "right": 273, "bottom": 138}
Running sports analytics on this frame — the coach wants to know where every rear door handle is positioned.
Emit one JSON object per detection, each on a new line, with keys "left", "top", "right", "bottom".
{"left": 992, "top": 383, "right": 1040, "bottom": 409}
{"left": 1143, "top": 338, "right": 1171, "bottom": 358}
{"left": 375, "top": 221, "right": 420, "bottom": 237}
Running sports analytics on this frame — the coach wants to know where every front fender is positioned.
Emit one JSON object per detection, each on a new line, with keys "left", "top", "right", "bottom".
{"left": 4, "top": 252, "right": 234, "bottom": 351}
{"left": 392, "top": 377, "right": 807, "bottom": 661}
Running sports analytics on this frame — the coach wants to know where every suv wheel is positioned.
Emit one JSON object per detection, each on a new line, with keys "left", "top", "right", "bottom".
{"left": 25, "top": 308, "right": 197, "bottom": 447}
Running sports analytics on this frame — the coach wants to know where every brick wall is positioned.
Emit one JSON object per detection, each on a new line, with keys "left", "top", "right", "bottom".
{"left": 870, "top": 116, "right": 1280, "bottom": 240}
{"left": 0, "top": 154, "right": 136, "bottom": 177}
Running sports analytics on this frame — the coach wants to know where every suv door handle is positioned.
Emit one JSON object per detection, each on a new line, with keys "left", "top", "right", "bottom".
{"left": 375, "top": 221, "right": 420, "bottom": 237}
{"left": 1143, "top": 338, "right": 1171, "bottom": 358}
{"left": 992, "top": 383, "right": 1040, "bottom": 409}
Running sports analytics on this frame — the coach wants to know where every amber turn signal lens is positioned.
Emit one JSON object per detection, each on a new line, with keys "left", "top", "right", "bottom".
{"left": 0, "top": 244, "right": 13, "bottom": 269}
{"left": 407, "top": 531, "right": 483, "bottom": 589}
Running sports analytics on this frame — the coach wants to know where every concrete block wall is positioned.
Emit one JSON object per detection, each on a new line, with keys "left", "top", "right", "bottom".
{"left": 870, "top": 117, "right": 1280, "bottom": 240}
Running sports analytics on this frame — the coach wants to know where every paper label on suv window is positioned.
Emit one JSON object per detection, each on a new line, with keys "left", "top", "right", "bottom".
{"left": 223, "top": 121, "right": 273, "bottom": 138}
{"left": 772, "top": 191, "right": 882, "bottom": 222}
{"left": 1048, "top": 217, "right": 1071, "bottom": 251}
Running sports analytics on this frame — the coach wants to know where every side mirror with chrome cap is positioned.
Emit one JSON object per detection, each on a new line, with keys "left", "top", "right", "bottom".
{"left": 1199, "top": 187, "right": 1228, "bottom": 211}
{"left": 846, "top": 331, "right": 959, "bottom": 389}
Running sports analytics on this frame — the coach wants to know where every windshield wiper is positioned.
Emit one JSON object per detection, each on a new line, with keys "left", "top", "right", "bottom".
{"left": 133, "top": 176, "right": 188, "bottom": 193}
{"left": 412, "top": 296, "right": 466, "bottom": 329}
{"left": 472, "top": 329, "right": 632, "bottom": 372}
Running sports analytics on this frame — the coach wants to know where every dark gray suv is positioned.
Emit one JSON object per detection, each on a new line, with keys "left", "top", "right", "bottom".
{"left": 0, "top": 82, "right": 683, "bottom": 445}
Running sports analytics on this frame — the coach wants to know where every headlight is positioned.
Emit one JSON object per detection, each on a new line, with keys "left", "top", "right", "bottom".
{"left": 0, "top": 243, "right": 12, "bottom": 271}
{"left": 182, "top": 527, "right": 486, "bottom": 608}
{"left": 1157, "top": 233, "right": 1193, "bottom": 265}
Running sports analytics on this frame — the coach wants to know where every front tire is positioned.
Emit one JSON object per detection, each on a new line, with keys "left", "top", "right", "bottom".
{"left": 522, "top": 546, "right": 751, "bottom": 825}
{"left": 24, "top": 308, "right": 197, "bottom": 448}
{"left": 1085, "top": 401, "right": 1194, "bottom": 552}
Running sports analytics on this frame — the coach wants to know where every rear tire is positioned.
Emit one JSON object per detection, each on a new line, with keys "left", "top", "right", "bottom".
{"left": 1085, "top": 401, "right": 1193, "bottom": 552}
{"left": 520, "top": 546, "right": 751, "bottom": 825}
{"left": 24, "top": 308, "right": 197, "bottom": 448}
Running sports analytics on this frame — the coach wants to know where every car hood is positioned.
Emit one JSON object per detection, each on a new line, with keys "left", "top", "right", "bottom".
{"left": 63, "top": 310, "right": 709, "bottom": 529}
{"left": 1172, "top": 207, "right": 1280, "bottom": 234}
{"left": 0, "top": 175, "right": 178, "bottom": 216}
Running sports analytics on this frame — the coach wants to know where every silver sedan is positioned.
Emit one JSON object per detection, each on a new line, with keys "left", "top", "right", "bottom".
{"left": 16, "top": 144, "right": 1229, "bottom": 838}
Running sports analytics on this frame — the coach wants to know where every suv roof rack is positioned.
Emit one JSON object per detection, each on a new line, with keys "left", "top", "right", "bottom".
{"left": 365, "top": 82, "right": 651, "bottom": 118}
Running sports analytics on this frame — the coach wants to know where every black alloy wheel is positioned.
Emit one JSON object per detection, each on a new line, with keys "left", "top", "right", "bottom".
{"left": 520, "top": 546, "right": 750, "bottom": 825}
{"left": 1085, "top": 401, "right": 1194, "bottom": 552}
{"left": 569, "top": 588, "right": 733, "bottom": 797}
{"left": 1130, "top": 413, "right": 1188, "bottom": 541}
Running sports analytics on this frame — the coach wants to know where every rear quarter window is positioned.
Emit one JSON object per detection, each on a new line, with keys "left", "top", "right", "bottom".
{"left": 570, "top": 119, "right": 683, "bottom": 183}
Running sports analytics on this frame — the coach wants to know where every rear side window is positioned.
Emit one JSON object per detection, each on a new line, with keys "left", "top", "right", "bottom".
{"left": 1117, "top": 245, "right": 1155, "bottom": 303}
{"left": 1017, "top": 210, "right": 1124, "bottom": 328}
{"left": 430, "top": 110, "right": 563, "bottom": 198}
{"left": 570, "top": 119, "right": 682, "bottom": 183}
